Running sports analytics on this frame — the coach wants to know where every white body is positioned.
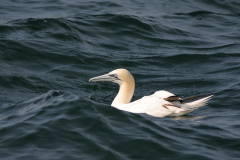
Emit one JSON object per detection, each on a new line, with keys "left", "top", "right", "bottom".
{"left": 115, "top": 90, "right": 212, "bottom": 117}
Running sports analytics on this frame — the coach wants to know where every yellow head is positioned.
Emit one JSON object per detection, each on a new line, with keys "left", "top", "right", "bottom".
{"left": 89, "top": 68, "right": 134, "bottom": 85}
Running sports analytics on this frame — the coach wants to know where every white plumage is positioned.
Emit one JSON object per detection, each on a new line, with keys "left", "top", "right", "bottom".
{"left": 89, "top": 69, "right": 213, "bottom": 117}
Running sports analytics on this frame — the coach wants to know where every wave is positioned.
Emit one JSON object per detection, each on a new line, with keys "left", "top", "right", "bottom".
{"left": 1, "top": 0, "right": 240, "bottom": 159}
{"left": 0, "top": 90, "right": 239, "bottom": 159}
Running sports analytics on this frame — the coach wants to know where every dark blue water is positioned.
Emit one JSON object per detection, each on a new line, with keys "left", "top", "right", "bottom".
{"left": 1, "top": 0, "right": 240, "bottom": 159}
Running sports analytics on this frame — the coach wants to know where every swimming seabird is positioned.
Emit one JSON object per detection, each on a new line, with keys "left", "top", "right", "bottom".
{"left": 89, "top": 69, "right": 213, "bottom": 117}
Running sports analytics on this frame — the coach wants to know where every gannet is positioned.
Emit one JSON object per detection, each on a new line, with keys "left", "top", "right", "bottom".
{"left": 89, "top": 69, "right": 213, "bottom": 117}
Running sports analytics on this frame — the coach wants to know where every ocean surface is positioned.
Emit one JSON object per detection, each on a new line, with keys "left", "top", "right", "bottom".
{"left": 1, "top": 0, "right": 240, "bottom": 159}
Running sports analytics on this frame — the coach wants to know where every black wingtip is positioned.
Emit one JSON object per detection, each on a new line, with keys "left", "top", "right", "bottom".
{"left": 164, "top": 96, "right": 182, "bottom": 102}
{"left": 182, "top": 94, "right": 213, "bottom": 102}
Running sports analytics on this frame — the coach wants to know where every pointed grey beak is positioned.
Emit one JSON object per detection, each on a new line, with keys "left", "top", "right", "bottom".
{"left": 89, "top": 74, "right": 116, "bottom": 82}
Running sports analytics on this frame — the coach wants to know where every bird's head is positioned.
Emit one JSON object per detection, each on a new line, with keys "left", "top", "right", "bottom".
{"left": 89, "top": 68, "right": 134, "bottom": 85}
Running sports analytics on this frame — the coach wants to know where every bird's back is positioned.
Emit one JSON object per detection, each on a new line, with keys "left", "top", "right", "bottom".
{"left": 113, "top": 90, "right": 213, "bottom": 117}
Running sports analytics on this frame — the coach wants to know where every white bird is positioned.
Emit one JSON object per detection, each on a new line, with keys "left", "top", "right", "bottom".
{"left": 89, "top": 69, "right": 213, "bottom": 117}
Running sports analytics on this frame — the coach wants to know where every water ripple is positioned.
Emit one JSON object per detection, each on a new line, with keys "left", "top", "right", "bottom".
{"left": 1, "top": 0, "right": 240, "bottom": 159}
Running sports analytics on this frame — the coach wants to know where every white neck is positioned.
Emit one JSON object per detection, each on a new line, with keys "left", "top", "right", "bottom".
{"left": 111, "top": 80, "right": 135, "bottom": 108}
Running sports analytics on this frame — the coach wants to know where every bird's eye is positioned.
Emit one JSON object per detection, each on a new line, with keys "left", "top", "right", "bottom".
{"left": 109, "top": 73, "right": 118, "bottom": 78}
{"left": 109, "top": 73, "right": 121, "bottom": 81}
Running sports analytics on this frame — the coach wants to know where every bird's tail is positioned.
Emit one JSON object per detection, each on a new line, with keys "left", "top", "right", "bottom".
{"left": 181, "top": 94, "right": 213, "bottom": 110}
